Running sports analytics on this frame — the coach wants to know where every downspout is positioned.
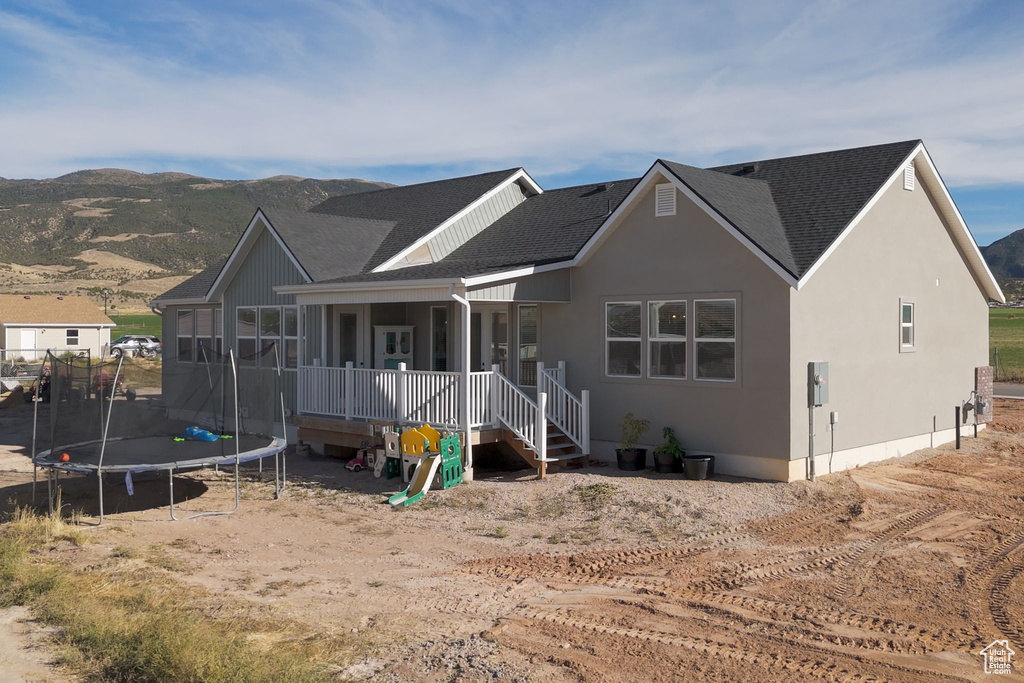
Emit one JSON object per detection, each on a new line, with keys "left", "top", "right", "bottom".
{"left": 451, "top": 287, "right": 474, "bottom": 481}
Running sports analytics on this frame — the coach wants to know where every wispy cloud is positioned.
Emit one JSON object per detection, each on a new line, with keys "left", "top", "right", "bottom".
{"left": 0, "top": 0, "right": 1022, "bottom": 196}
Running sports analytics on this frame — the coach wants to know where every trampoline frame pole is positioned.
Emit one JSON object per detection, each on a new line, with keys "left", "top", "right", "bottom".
{"left": 96, "top": 353, "right": 126, "bottom": 525}
{"left": 273, "top": 341, "right": 286, "bottom": 498}
{"left": 30, "top": 351, "right": 48, "bottom": 507}
{"left": 169, "top": 467, "right": 179, "bottom": 521}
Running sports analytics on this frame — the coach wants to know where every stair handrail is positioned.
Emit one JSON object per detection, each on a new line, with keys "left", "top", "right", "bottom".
{"left": 537, "top": 361, "right": 590, "bottom": 455}
{"left": 491, "top": 364, "right": 547, "bottom": 462}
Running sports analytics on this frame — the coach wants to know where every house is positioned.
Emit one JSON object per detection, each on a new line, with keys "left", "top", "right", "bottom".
{"left": 152, "top": 140, "right": 1002, "bottom": 482}
{"left": 0, "top": 294, "right": 115, "bottom": 362}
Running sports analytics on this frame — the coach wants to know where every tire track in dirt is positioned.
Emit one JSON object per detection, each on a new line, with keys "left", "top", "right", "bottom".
{"left": 831, "top": 509, "right": 943, "bottom": 600}
{"left": 515, "top": 608, "right": 960, "bottom": 682}
{"left": 985, "top": 539, "right": 1024, "bottom": 650}
{"left": 667, "top": 590, "right": 981, "bottom": 651}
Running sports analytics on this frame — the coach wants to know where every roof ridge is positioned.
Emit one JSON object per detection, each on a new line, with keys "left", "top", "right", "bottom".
{"left": 314, "top": 167, "right": 523, "bottom": 203}
{"left": 706, "top": 139, "right": 921, "bottom": 171}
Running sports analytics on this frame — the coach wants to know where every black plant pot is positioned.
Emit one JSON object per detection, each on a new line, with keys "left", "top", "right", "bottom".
{"left": 683, "top": 456, "right": 711, "bottom": 480}
{"left": 683, "top": 454, "right": 715, "bottom": 478}
{"left": 616, "top": 448, "right": 648, "bottom": 471}
{"left": 653, "top": 451, "right": 676, "bottom": 473}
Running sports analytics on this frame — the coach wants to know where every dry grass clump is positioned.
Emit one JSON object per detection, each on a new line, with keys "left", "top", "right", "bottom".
{"left": 0, "top": 504, "right": 333, "bottom": 683}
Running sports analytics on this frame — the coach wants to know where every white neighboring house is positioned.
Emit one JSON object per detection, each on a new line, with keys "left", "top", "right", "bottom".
{"left": 0, "top": 294, "right": 115, "bottom": 361}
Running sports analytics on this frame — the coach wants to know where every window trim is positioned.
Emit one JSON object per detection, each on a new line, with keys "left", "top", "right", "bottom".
{"left": 648, "top": 300, "right": 687, "bottom": 380}
{"left": 605, "top": 301, "right": 643, "bottom": 378}
{"left": 693, "top": 298, "right": 737, "bottom": 383}
{"left": 900, "top": 299, "right": 915, "bottom": 352}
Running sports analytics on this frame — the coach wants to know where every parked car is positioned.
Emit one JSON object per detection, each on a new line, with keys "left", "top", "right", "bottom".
{"left": 110, "top": 335, "right": 162, "bottom": 358}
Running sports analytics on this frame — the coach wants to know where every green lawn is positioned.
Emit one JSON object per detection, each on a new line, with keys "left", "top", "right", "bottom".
{"left": 111, "top": 313, "right": 162, "bottom": 339}
{"left": 990, "top": 308, "right": 1024, "bottom": 381}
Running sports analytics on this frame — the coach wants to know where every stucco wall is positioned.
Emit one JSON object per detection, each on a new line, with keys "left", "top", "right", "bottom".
{"left": 789, "top": 173, "right": 990, "bottom": 464}
{"left": 542, "top": 176, "right": 793, "bottom": 465}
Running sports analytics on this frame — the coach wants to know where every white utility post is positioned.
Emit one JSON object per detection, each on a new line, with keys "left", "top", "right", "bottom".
{"left": 451, "top": 290, "right": 474, "bottom": 481}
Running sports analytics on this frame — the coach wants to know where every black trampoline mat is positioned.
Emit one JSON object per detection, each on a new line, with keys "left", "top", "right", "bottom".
{"left": 37, "top": 434, "right": 285, "bottom": 473}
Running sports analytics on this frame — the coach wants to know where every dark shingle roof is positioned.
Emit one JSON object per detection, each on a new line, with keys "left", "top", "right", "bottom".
{"left": 155, "top": 259, "right": 226, "bottom": 302}
{"left": 659, "top": 161, "right": 794, "bottom": 274}
{"left": 309, "top": 168, "right": 522, "bottom": 271}
{"left": 705, "top": 140, "right": 920, "bottom": 277}
{"left": 262, "top": 209, "right": 395, "bottom": 281}
{"left": 318, "top": 179, "right": 640, "bottom": 284}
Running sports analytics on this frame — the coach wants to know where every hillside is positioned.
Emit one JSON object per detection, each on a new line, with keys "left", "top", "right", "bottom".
{"left": 981, "top": 227, "right": 1024, "bottom": 281}
{"left": 0, "top": 169, "right": 389, "bottom": 272}
{"left": 0, "top": 169, "right": 390, "bottom": 312}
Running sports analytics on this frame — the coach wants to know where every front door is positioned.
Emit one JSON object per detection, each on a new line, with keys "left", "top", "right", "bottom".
{"left": 21, "top": 329, "right": 37, "bottom": 360}
{"left": 471, "top": 305, "right": 508, "bottom": 373}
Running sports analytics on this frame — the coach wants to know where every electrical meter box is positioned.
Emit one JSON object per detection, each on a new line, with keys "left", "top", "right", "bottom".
{"left": 808, "top": 361, "right": 829, "bottom": 407}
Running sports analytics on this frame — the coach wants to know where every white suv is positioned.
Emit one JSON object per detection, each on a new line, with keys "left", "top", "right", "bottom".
{"left": 110, "top": 335, "right": 162, "bottom": 358}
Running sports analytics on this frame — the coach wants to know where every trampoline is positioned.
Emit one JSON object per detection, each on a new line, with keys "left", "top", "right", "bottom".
{"left": 32, "top": 343, "right": 290, "bottom": 522}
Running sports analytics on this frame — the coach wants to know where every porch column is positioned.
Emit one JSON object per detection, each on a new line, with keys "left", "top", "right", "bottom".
{"left": 452, "top": 291, "right": 473, "bottom": 481}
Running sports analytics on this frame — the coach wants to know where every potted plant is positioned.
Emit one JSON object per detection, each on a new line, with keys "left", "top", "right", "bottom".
{"left": 616, "top": 413, "right": 650, "bottom": 471}
{"left": 653, "top": 427, "right": 685, "bottom": 473}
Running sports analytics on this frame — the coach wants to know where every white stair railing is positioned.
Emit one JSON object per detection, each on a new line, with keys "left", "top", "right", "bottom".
{"left": 492, "top": 364, "right": 547, "bottom": 462}
{"left": 537, "top": 362, "right": 590, "bottom": 455}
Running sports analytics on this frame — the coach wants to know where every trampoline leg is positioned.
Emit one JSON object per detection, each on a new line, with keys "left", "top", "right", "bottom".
{"left": 47, "top": 469, "right": 53, "bottom": 516}
{"left": 32, "top": 464, "right": 37, "bottom": 506}
{"left": 169, "top": 468, "right": 180, "bottom": 521}
{"left": 97, "top": 468, "right": 104, "bottom": 525}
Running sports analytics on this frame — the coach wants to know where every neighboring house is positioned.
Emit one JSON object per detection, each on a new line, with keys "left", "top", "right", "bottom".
{"left": 152, "top": 140, "right": 1002, "bottom": 482}
{"left": 0, "top": 294, "right": 115, "bottom": 361}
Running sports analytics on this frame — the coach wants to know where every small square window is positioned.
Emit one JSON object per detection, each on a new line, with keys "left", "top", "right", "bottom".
{"left": 66, "top": 329, "right": 79, "bottom": 346}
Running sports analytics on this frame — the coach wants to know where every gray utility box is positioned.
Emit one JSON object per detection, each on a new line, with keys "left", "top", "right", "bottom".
{"left": 808, "top": 361, "right": 829, "bottom": 407}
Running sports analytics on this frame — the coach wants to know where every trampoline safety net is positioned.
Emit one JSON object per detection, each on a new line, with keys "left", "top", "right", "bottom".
{"left": 36, "top": 344, "right": 285, "bottom": 474}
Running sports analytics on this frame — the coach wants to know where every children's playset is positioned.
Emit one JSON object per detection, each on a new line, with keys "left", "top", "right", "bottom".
{"left": 340, "top": 422, "right": 464, "bottom": 507}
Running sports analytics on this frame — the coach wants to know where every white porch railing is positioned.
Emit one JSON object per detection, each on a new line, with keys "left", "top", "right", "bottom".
{"left": 491, "top": 366, "right": 546, "bottom": 462}
{"left": 298, "top": 360, "right": 588, "bottom": 461}
{"left": 299, "top": 362, "right": 492, "bottom": 428}
{"left": 538, "top": 361, "right": 590, "bottom": 455}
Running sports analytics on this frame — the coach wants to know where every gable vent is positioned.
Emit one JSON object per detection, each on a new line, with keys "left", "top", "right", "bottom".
{"left": 903, "top": 163, "right": 915, "bottom": 191}
{"left": 655, "top": 183, "right": 676, "bottom": 217}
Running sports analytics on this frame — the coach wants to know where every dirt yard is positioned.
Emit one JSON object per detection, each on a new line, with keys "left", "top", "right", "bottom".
{"left": 1, "top": 400, "right": 1023, "bottom": 681}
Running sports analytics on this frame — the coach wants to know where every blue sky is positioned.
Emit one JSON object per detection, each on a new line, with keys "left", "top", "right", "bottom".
{"left": 0, "top": 0, "right": 1022, "bottom": 245}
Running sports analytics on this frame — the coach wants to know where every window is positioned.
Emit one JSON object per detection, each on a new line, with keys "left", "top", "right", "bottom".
{"left": 214, "top": 309, "right": 223, "bottom": 354}
{"left": 284, "top": 307, "right": 298, "bottom": 369}
{"left": 649, "top": 301, "right": 686, "bottom": 378}
{"left": 195, "top": 309, "right": 213, "bottom": 362}
{"left": 66, "top": 329, "right": 79, "bottom": 346}
{"left": 518, "top": 304, "right": 538, "bottom": 386}
{"left": 431, "top": 306, "right": 448, "bottom": 371}
{"left": 901, "top": 301, "right": 914, "bottom": 349}
{"left": 695, "top": 299, "right": 736, "bottom": 381}
{"left": 606, "top": 302, "right": 642, "bottom": 377}
{"left": 259, "top": 307, "right": 281, "bottom": 368}
{"left": 177, "top": 309, "right": 194, "bottom": 362}
{"left": 655, "top": 183, "right": 676, "bottom": 216}
{"left": 237, "top": 308, "right": 257, "bottom": 366}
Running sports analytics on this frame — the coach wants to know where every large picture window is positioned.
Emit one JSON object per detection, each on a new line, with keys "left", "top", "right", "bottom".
{"left": 649, "top": 301, "right": 686, "bottom": 378}
{"left": 695, "top": 299, "right": 736, "bottom": 381}
{"left": 518, "top": 304, "right": 538, "bottom": 386}
{"left": 606, "top": 302, "right": 642, "bottom": 377}
{"left": 236, "top": 306, "right": 297, "bottom": 369}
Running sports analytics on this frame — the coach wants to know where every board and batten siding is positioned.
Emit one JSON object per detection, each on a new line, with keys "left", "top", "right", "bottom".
{"left": 467, "top": 269, "right": 571, "bottom": 302}
{"left": 426, "top": 181, "right": 528, "bottom": 261}
{"left": 221, "top": 225, "right": 307, "bottom": 428}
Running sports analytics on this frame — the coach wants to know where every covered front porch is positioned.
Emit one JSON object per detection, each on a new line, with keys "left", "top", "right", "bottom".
{"left": 279, "top": 274, "right": 589, "bottom": 478}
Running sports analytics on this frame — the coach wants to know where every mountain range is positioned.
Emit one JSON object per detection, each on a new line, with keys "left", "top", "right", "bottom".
{"left": 0, "top": 168, "right": 389, "bottom": 273}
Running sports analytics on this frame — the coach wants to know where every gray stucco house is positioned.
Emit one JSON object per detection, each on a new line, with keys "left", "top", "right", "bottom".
{"left": 152, "top": 140, "right": 1002, "bottom": 482}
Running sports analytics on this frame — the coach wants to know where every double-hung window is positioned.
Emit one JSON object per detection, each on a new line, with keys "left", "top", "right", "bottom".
{"left": 900, "top": 301, "right": 914, "bottom": 350}
{"left": 649, "top": 301, "right": 686, "bottom": 378}
{"left": 694, "top": 299, "right": 736, "bottom": 381}
{"left": 284, "top": 307, "right": 298, "bottom": 368}
{"left": 195, "top": 309, "right": 214, "bottom": 362}
{"left": 236, "top": 308, "right": 257, "bottom": 366}
{"left": 606, "top": 302, "right": 642, "bottom": 377}
{"left": 177, "top": 309, "right": 194, "bottom": 362}
{"left": 66, "top": 329, "right": 79, "bottom": 346}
